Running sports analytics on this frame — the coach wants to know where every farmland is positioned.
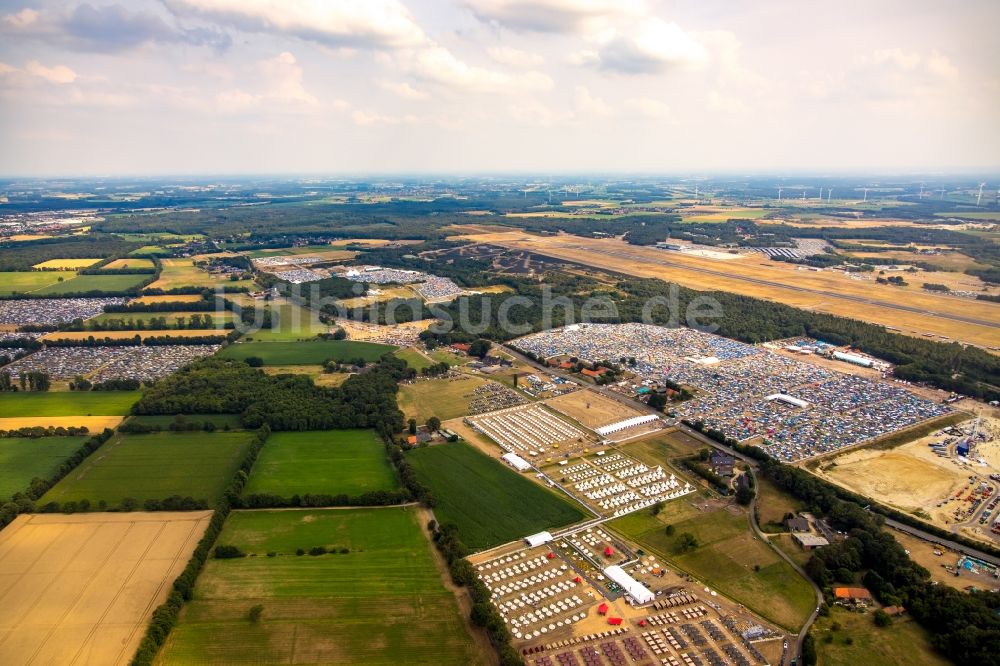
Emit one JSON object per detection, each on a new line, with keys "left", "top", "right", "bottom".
{"left": 0, "top": 415, "right": 125, "bottom": 431}
{"left": 394, "top": 346, "right": 434, "bottom": 371}
{"left": 260, "top": 364, "right": 351, "bottom": 387}
{"left": 397, "top": 375, "right": 489, "bottom": 423}
{"left": 610, "top": 504, "right": 816, "bottom": 631}
{"left": 40, "top": 430, "right": 255, "bottom": 508}
{"left": 240, "top": 298, "right": 328, "bottom": 341}
{"left": 146, "top": 258, "right": 255, "bottom": 291}
{"left": 0, "top": 511, "right": 212, "bottom": 666}
{"left": 132, "top": 293, "right": 206, "bottom": 304}
{"left": 0, "top": 436, "right": 89, "bottom": 498}
{"left": 408, "top": 442, "right": 586, "bottom": 549}
{"left": 33, "top": 273, "right": 149, "bottom": 295}
{"left": 0, "top": 390, "right": 141, "bottom": 417}
{"left": 157, "top": 507, "right": 480, "bottom": 665}
{"left": 104, "top": 257, "right": 156, "bottom": 269}
{"left": 243, "top": 429, "right": 397, "bottom": 497}
{"left": 0, "top": 270, "right": 75, "bottom": 295}
{"left": 218, "top": 339, "right": 395, "bottom": 365}
{"left": 32, "top": 257, "right": 102, "bottom": 269}
{"left": 41, "top": 328, "right": 225, "bottom": 340}
{"left": 89, "top": 310, "right": 234, "bottom": 326}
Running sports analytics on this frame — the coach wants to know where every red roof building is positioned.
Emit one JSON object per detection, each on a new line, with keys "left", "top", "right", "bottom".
{"left": 604, "top": 546, "right": 614, "bottom": 557}
{"left": 597, "top": 602, "right": 609, "bottom": 615}
{"left": 451, "top": 343, "right": 471, "bottom": 353}
{"left": 608, "top": 617, "right": 623, "bottom": 626}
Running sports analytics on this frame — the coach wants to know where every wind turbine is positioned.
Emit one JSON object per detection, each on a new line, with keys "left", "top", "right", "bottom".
{"left": 919, "top": 182, "right": 925, "bottom": 198}
{"left": 777, "top": 187, "right": 783, "bottom": 202}
{"left": 977, "top": 182, "right": 986, "bottom": 206}
{"left": 937, "top": 188, "right": 947, "bottom": 199}
{"left": 827, "top": 188, "right": 833, "bottom": 203}
{"left": 859, "top": 187, "right": 869, "bottom": 203}
{"left": 817, "top": 187, "right": 824, "bottom": 201}
{"left": 801, "top": 189, "right": 807, "bottom": 200}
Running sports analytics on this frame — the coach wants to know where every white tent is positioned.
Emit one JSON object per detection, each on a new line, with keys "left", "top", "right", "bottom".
{"left": 501, "top": 452, "right": 532, "bottom": 472}
{"left": 596, "top": 414, "right": 659, "bottom": 436}
{"left": 602, "top": 565, "right": 655, "bottom": 605}
{"left": 525, "top": 531, "right": 554, "bottom": 548}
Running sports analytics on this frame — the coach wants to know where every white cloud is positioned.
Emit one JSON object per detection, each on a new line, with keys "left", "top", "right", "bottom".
{"left": 467, "top": 0, "right": 645, "bottom": 34}
{"left": 487, "top": 46, "right": 544, "bottom": 69}
{"left": 406, "top": 45, "right": 553, "bottom": 93}
{"left": 258, "top": 51, "right": 317, "bottom": 105}
{"left": 576, "top": 17, "right": 708, "bottom": 74}
{"left": 352, "top": 109, "right": 417, "bottom": 126}
{"left": 380, "top": 81, "right": 427, "bottom": 99}
{"left": 24, "top": 60, "right": 77, "bottom": 84}
{"left": 164, "top": 0, "right": 427, "bottom": 49}
{"left": 573, "top": 85, "right": 611, "bottom": 116}
{"left": 625, "top": 96, "right": 671, "bottom": 119}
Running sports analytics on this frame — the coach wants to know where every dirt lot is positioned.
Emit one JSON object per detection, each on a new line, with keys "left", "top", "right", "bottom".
{"left": 0, "top": 511, "right": 211, "bottom": 665}
{"left": 816, "top": 436, "right": 971, "bottom": 519}
{"left": 890, "top": 529, "right": 1000, "bottom": 592}
{"left": 453, "top": 231, "right": 1000, "bottom": 350}
{"left": 545, "top": 390, "right": 642, "bottom": 429}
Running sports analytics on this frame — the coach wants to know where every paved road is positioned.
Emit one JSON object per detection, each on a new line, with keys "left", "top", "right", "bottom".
{"left": 512, "top": 242, "right": 1000, "bottom": 331}
{"left": 883, "top": 517, "right": 1000, "bottom": 566}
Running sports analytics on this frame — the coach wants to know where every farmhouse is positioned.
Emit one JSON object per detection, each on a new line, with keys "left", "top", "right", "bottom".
{"left": 834, "top": 587, "right": 873, "bottom": 605}
{"left": 785, "top": 516, "right": 811, "bottom": 532}
{"left": 709, "top": 451, "right": 736, "bottom": 476}
{"left": 792, "top": 533, "right": 829, "bottom": 550}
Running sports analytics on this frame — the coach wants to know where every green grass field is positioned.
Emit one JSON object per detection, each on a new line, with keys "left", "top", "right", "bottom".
{"left": 408, "top": 442, "right": 585, "bottom": 549}
{"left": 812, "top": 607, "right": 949, "bottom": 666}
{"left": 241, "top": 300, "right": 328, "bottom": 342}
{"left": 0, "top": 436, "right": 89, "bottom": 499}
{"left": 755, "top": 475, "right": 805, "bottom": 532}
{"left": 610, "top": 506, "right": 815, "bottom": 631}
{"left": 244, "top": 430, "right": 397, "bottom": 497}
{"left": 158, "top": 507, "right": 479, "bottom": 665}
{"left": 0, "top": 391, "right": 141, "bottom": 417}
{"left": 89, "top": 310, "right": 233, "bottom": 327}
{"left": 39, "top": 430, "right": 254, "bottom": 507}
{"left": 218, "top": 340, "right": 395, "bottom": 365}
{"left": 397, "top": 376, "right": 489, "bottom": 423}
{"left": 124, "top": 414, "right": 244, "bottom": 429}
{"left": 32, "top": 273, "right": 148, "bottom": 295}
{"left": 0, "top": 271, "right": 76, "bottom": 295}
{"left": 393, "top": 347, "right": 434, "bottom": 371}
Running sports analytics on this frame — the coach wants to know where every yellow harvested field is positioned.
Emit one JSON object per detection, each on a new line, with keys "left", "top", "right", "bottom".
{"left": 0, "top": 415, "right": 124, "bottom": 430}
{"left": 545, "top": 390, "right": 641, "bottom": 429}
{"left": 104, "top": 258, "right": 155, "bottom": 269}
{"left": 41, "top": 329, "right": 225, "bottom": 341}
{"left": 132, "top": 294, "right": 206, "bottom": 304}
{"left": 8, "top": 234, "right": 55, "bottom": 241}
{"left": 145, "top": 258, "right": 254, "bottom": 291}
{"left": 819, "top": 449, "right": 964, "bottom": 512}
{"left": 338, "top": 318, "right": 434, "bottom": 341}
{"left": 338, "top": 285, "right": 419, "bottom": 308}
{"left": 32, "top": 258, "right": 103, "bottom": 269}
{"left": 261, "top": 365, "right": 351, "bottom": 387}
{"left": 453, "top": 231, "right": 1000, "bottom": 350}
{"left": 0, "top": 511, "right": 212, "bottom": 666}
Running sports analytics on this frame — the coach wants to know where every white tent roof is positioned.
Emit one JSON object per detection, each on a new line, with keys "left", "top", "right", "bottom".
{"left": 525, "top": 531, "right": 554, "bottom": 548}
{"left": 602, "top": 565, "right": 655, "bottom": 605}
{"left": 501, "top": 452, "right": 532, "bottom": 472}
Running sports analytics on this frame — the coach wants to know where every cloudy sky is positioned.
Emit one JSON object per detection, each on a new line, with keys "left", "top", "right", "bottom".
{"left": 0, "top": 0, "right": 997, "bottom": 176}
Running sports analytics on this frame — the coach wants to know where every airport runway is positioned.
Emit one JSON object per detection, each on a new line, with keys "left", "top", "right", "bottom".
{"left": 538, "top": 243, "right": 1000, "bottom": 331}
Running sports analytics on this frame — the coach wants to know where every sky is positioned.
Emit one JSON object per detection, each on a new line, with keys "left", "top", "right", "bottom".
{"left": 0, "top": 0, "right": 997, "bottom": 176}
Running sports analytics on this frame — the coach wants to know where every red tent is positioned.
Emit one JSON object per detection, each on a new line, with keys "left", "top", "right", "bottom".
{"left": 608, "top": 617, "right": 623, "bottom": 626}
{"left": 573, "top": 576, "right": 582, "bottom": 584}
{"left": 546, "top": 552, "right": 555, "bottom": 559}
{"left": 597, "top": 602, "right": 609, "bottom": 615}
{"left": 604, "top": 546, "right": 614, "bottom": 557}
{"left": 638, "top": 620, "right": 647, "bottom": 627}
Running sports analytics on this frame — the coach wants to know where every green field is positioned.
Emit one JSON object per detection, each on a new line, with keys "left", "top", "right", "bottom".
{"left": 158, "top": 507, "right": 479, "bottom": 665}
{"left": 32, "top": 273, "right": 148, "bottom": 295}
{"left": 0, "top": 436, "right": 89, "bottom": 499}
{"left": 244, "top": 429, "right": 397, "bottom": 497}
{"left": 408, "top": 442, "right": 585, "bottom": 549}
{"left": 610, "top": 506, "right": 815, "bottom": 631}
{"left": 124, "top": 414, "right": 244, "bottom": 429}
{"left": 241, "top": 300, "right": 328, "bottom": 342}
{"left": 812, "top": 607, "right": 949, "bottom": 666}
{"left": 89, "top": 310, "right": 233, "bottom": 327}
{"left": 397, "top": 375, "right": 489, "bottom": 423}
{"left": 39, "top": 430, "right": 254, "bottom": 507}
{"left": 393, "top": 347, "right": 434, "bottom": 371}
{"left": 0, "top": 271, "right": 75, "bottom": 295}
{"left": 218, "top": 340, "right": 396, "bottom": 365}
{"left": 0, "top": 391, "right": 141, "bottom": 417}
